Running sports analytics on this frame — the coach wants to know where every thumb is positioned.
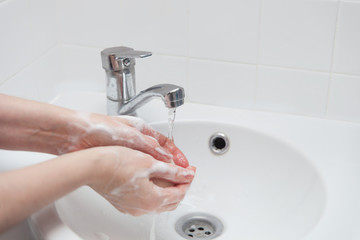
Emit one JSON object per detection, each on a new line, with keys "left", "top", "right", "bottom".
{"left": 149, "top": 162, "right": 196, "bottom": 184}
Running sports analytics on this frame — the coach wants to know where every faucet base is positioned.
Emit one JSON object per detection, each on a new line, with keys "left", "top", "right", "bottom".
{"left": 107, "top": 99, "right": 137, "bottom": 116}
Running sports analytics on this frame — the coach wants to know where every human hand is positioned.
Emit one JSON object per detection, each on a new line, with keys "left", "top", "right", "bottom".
{"left": 89, "top": 146, "right": 196, "bottom": 216}
{"left": 0, "top": 145, "right": 195, "bottom": 231}
{"left": 61, "top": 113, "right": 189, "bottom": 168}
{"left": 0, "top": 94, "right": 187, "bottom": 167}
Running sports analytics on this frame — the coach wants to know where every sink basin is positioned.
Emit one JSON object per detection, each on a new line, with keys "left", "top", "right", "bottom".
{"left": 1, "top": 92, "right": 360, "bottom": 239}
{"left": 37, "top": 120, "right": 324, "bottom": 240}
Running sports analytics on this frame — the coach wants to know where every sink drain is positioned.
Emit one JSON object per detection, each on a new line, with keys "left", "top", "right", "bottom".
{"left": 175, "top": 213, "right": 223, "bottom": 239}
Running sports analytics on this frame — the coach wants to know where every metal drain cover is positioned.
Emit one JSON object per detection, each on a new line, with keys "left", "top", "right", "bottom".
{"left": 175, "top": 213, "right": 223, "bottom": 239}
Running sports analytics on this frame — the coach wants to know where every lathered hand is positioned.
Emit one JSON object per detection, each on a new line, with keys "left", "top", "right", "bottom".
{"left": 0, "top": 94, "right": 189, "bottom": 167}
{"left": 0, "top": 146, "right": 195, "bottom": 231}
{"left": 63, "top": 113, "right": 189, "bottom": 167}
{"left": 89, "top": 146, "right": 196, "bottom": 215}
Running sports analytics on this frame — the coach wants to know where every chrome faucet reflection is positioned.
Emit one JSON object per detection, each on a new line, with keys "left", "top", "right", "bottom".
{"left": 101, "top": 46, "right": 185, "bottom": 116}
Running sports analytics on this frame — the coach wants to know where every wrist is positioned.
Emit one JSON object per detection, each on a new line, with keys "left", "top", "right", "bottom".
{"left": 53, "top": 111, "right": 99, "bottom": 155}
{"left": 83, "top": 146, "right": 122, "bottom": 190}
{"left": 57, "top": 112, "right": 114, "bottom": 154}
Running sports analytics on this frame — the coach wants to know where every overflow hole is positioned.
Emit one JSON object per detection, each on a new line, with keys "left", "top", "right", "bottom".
{"left": 209, "top": 133, "right": 229, "bottom": 155}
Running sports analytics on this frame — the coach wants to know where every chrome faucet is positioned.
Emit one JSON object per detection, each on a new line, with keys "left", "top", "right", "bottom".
{"left": 101, "top": 46, "right": 185, "bottom": 116}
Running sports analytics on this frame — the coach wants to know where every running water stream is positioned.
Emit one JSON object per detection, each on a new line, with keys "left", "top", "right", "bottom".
{"left": 149, "top": 108, "right": 177, "bottom": 239}
{"left": 167, "top": 108, "right": 176, "bottom": 141}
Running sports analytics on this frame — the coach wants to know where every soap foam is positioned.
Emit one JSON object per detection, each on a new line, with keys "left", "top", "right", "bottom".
{"left": 105, "top": 160, "right": 193, "bottom": 215}
{"left": 116, "top": 115, "right": 146, "bottom": 131}
{"left": 155, "top": 147, "right": 174, "bottom": 163}
{"left": 61, "top": 112, "right": 160, "bottom": 157}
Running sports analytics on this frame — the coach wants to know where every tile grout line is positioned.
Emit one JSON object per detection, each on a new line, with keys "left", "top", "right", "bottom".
{"left": 324, "top": 0, "right": 342, "bottom": 116}
{"left": 185, "top": 0, "right": 191, "bottom": 103}
{"left": 254, "top": 0, "right": 264, "bottom": 108}
{"left": 0, "top": 44, "right": 60, "bottom": 86}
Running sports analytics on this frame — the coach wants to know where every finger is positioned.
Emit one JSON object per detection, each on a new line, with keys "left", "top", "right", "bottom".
{"left": 115, "top": 115, "right": 166, "bottom": 146}
{"left": 145, "top": 135, "right": 189, "bottom": 168}
{"left": 155, "top": 183, "right": 192, "bottom": 207}
{"left": 172, "top": 147, "right": 189, "bottom": 168}
{"left": 137, "top": 122, "right": 163, "bottom": 142}
{"left": 149, "top": 162, "right": 196, "bottom": 184}
{"left": 147, "top": 137, "right": 189, "bottom": 167}
{"left": 157, "top": 202, "right": 179, "bottom": 213}
{"left": 114, "top": 116, "right": 171, "bottom": 161}
{"left": 139, "top": 127, "right": 176, "bottom": 163}
{"left": 121, "top": 115, "right": 189, "bottom": 167}
{"left": 121, "top": 116, "right": 164, "bottom": 144}
{"left": 139, "top": 136, "right": 173, "bottom": 163}
{"left": 163, "top": 140, "right": 189, "bottom": 168}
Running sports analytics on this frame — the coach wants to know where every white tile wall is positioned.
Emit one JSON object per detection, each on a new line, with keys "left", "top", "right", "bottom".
{"left": 56, "top": 0, "right": 123, "bottom": 48}
{"left": 0, "top": 0, "right": 36, "bottom": 82}
{"left": 334, "top": 1, "right": 360, "bottom": 75}
{"left": 57, "top": 0, "right": 187, "bottom": 56}
{"left": 135, "top": 55, "right": 188, "bottom": 92}
{"left": 259, "top": 0, "right": 338, "bottom": 72}
{"left": 1, "top": 0, "right": 360, "bottom": 123}
{"left": 60, "top": 45, "right": 105, "bottom": 92}
{"left": 0, "top": 0, "right": 57, "bottom": 84}
{"left": 188, "top": 59, "right": 257, "bottom": 109}
{"left": 119, "top": 0, "right": 188, "bottom": 56}
{"left": 29, "top": 0, "right": 58, "bottom": 55}
{"left": 327, "top": 74, "right": 360, "bottom": 122}
{"left": 188, "top": 0, "right": 261, "bottom": 63}
{"left": 0, "top": 47, "right": 62, "bottom": 102}
{"left": 256, "top": 66, "right": 330, "bottom": 116}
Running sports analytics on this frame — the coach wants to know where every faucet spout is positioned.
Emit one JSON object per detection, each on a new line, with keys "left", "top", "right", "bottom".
{"left": 118, "top": 84, "right": 185, "bottom": 115}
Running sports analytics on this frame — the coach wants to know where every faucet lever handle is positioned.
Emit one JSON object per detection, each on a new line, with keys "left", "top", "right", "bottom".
{"left": 115, "top": 50, "right": 152, "bottom": 60}
{"left": 101, "top": 46, "right": 152, "bottom": 71}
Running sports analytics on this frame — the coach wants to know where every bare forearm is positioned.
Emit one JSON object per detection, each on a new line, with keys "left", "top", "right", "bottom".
{"left": 0, "top": 149, "right": 101, "bottom": 232}
{"left": 0, "top": 94, "right": 77, "bottom": 154}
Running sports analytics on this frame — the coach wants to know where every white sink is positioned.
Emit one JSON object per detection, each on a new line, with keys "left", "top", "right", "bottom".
{"left": 43, "top": 121, "right": 324, "bottom": 240}
{"left": 2, "top": 91, "right": 360, "bottom": 239}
